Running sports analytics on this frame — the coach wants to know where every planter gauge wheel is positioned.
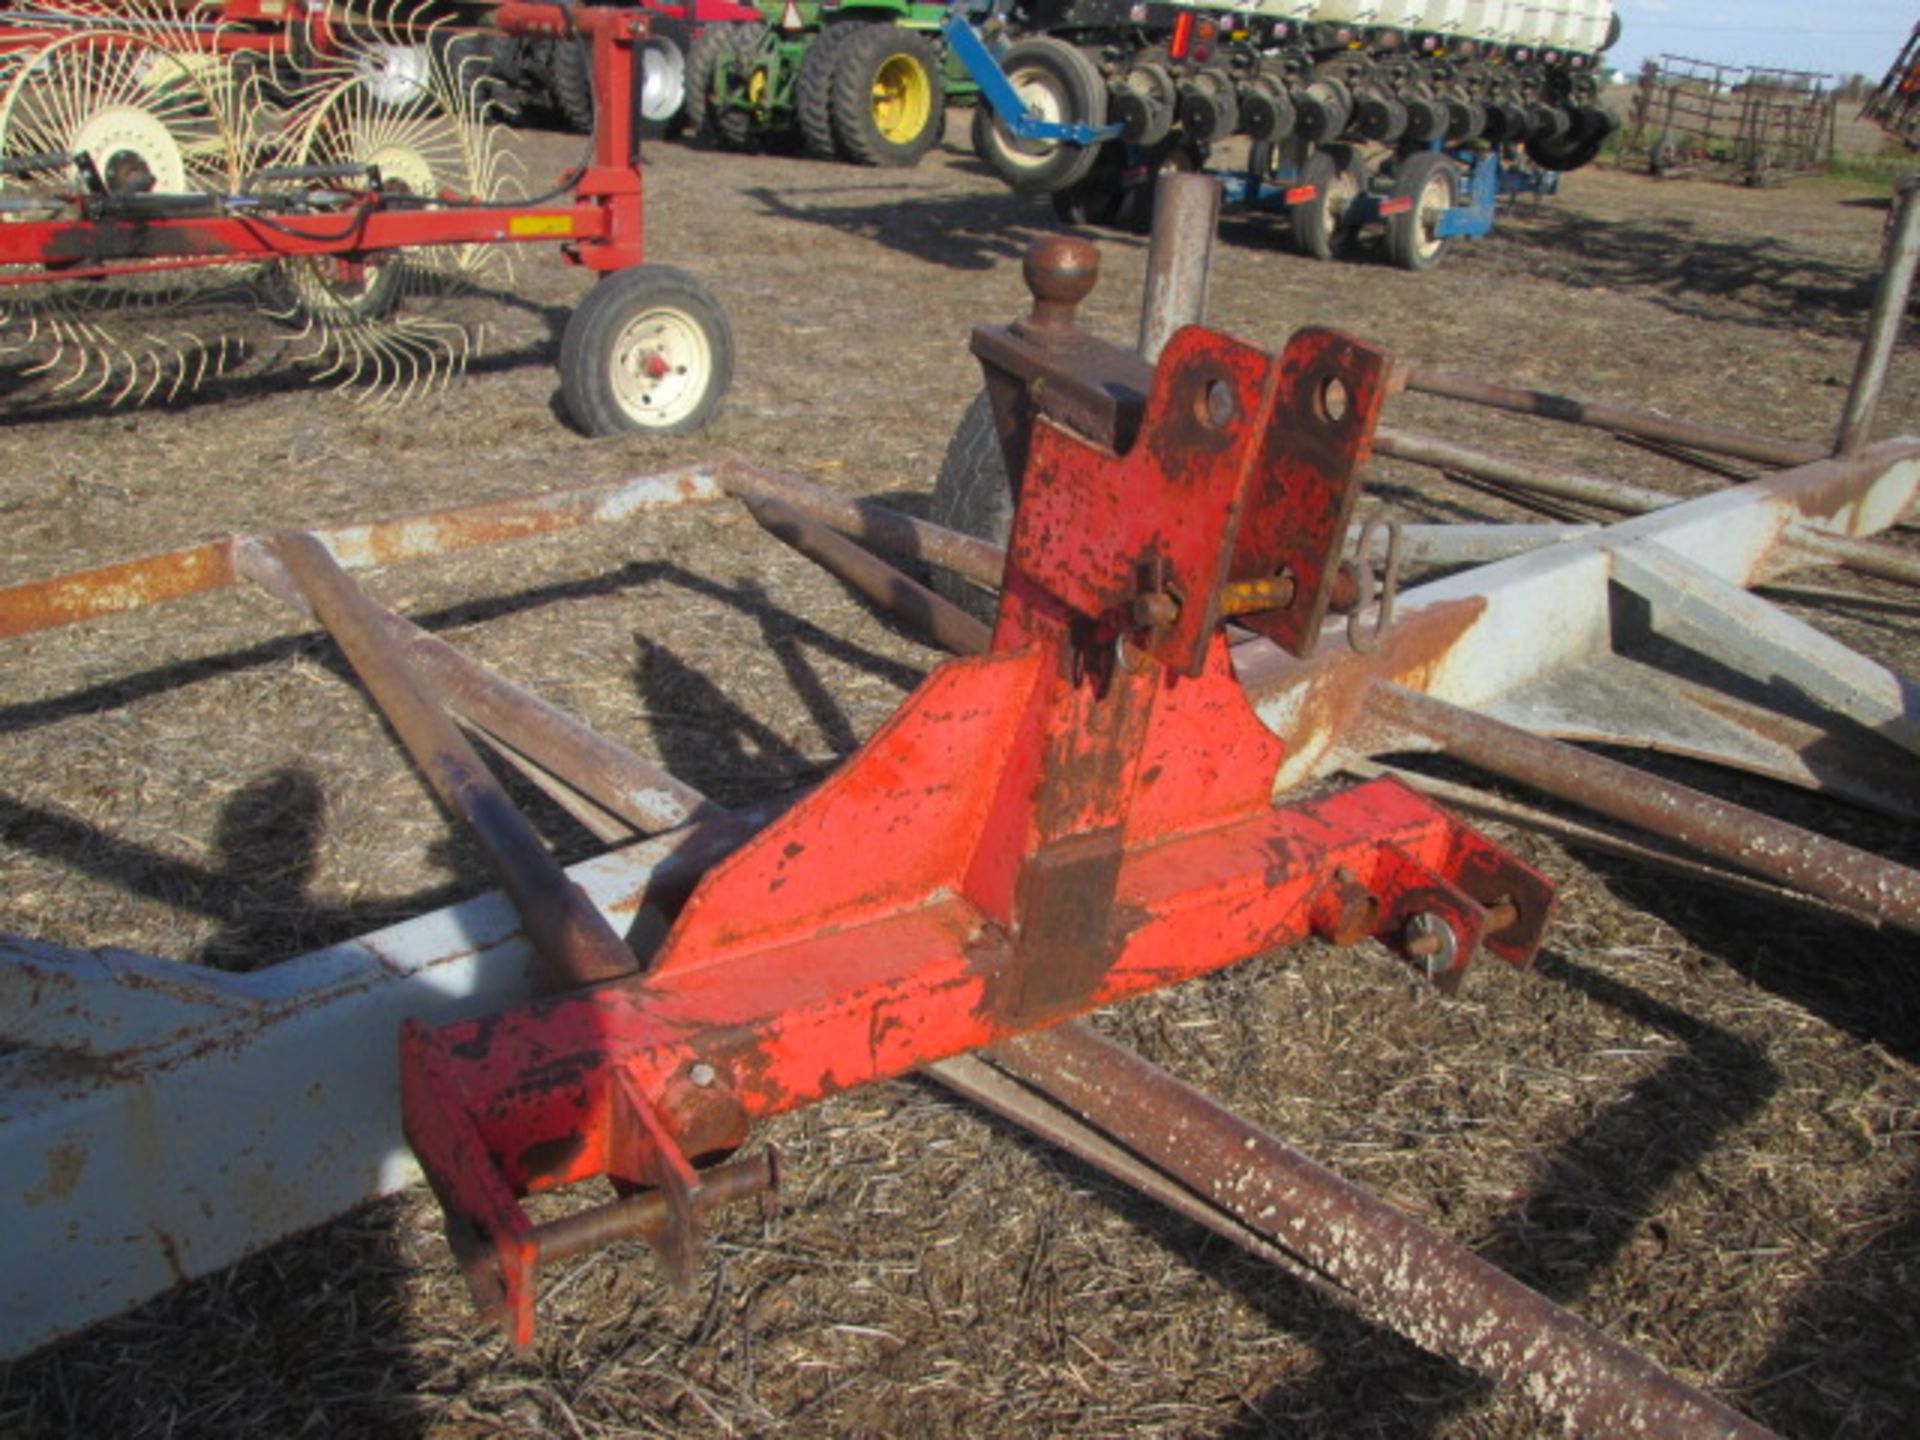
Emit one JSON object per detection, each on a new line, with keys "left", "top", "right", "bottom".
{"left": 1385, "top": 150, "right": 1459, "bottom": 273}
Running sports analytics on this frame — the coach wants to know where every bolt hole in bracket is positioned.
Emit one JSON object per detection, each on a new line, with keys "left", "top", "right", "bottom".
{"left": 401, "top": 239, "right": 1557, "bottom": 1348}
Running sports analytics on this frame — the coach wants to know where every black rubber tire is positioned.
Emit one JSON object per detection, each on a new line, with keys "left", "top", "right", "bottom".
{"left": 796, "top": 20, "right": 863, "bottom": 158}
{"left": 1289, "top": 146, "right": 1367, "bottom": 261}
{"left": 1385, "top": 149, "right": 1457, "bottom": 272}
{"left": 972, "top": 37, "right": 1107, "bottom": 195}
{"left": 1050, "top": 142, "right": 1131, "bottom": 227}
{"left": 708, "top": 24, "right": 769, "bottom": 151}
{"left": 560, "top": 265, "right": 734, "bottom": 437}
{"left": 929, "top": 390, "right": 1013, "bottom": 622}
{"left": 550, "top": 32, "right": 594, "bottom": 133}
{"left": 1526, "top": 104, "right": 1616, "bottom": 172}
{"left": 684, "top": 21, "right": 761, "bottom": 142}
{"left": 831, "top": 23, "right": 945, "bottom": 168}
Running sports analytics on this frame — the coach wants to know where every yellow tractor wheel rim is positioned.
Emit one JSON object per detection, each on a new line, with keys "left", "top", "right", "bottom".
{"left": 871, "top": 53, "right": 930, "bottom": 144}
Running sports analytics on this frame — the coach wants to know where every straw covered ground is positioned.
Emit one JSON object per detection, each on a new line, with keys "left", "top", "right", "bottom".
{"left": 1, "top": 116, "right": 1918, "bottom": 1438}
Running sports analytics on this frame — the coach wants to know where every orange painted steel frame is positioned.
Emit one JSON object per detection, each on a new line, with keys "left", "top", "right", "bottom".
{"left": 402, "top": 325, "right": 1557, "bottom": 1345}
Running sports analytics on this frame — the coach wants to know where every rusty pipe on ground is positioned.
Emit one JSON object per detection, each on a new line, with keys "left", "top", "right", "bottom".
{"left": 739, "top": 494, "right": 993, "bottom": 658}
{"left": 1404, "top": 368, "right": 1825, "bottom": 471}
{"left": 236, "top": 543, "right": 715, "bottom": 836}
{"left": 270, "top": 531, "right": 639, "bottom": 992}
{"left": 1376, "top": 423, "right": 1678, "bottom": 514}
{"left": 1837, "top": 179, "right": 1920, "bottom": 458}
{"left": 1366, "top": 682, "right": 1920, "bottom": 937}
{"left": 1376, "top": 426, "right": 1920, "bottom": 588}
{"left": 990, "top": 1023, "right": 1777, "bottom": 1440}
{"left": 719, "top": 461, "right": 1005, "bottom": 589}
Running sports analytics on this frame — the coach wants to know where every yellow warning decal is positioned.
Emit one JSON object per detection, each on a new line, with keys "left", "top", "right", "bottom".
{"left": 509, "top": 215, "right": 574, "bottom": 237}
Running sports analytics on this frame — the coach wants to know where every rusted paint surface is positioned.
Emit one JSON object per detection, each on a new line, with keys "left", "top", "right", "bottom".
{"left": 0, "top": 542, "right": 237, "bottom": 638}
{"left": 0, "top": 467, "right": 725, "bottom": 640}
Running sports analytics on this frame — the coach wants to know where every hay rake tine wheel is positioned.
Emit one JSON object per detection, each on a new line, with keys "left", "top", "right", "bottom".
{"left": 0, "top": 2, "right": 721, "bottom": 427}
{"left": 0, "top": 20, "right": 249, "bottom": 399}
{"left": 251, "top": 11, "right": 515, "bottom": 402}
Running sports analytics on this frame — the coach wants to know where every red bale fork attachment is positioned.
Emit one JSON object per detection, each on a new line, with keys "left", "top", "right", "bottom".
{"left": 394, "top": 237, "right": 1768, "bottom": 1438}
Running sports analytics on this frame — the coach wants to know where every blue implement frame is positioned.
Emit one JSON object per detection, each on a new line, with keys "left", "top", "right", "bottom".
{"left": 942, "top": 11, "right": 1123, "bottom": 146}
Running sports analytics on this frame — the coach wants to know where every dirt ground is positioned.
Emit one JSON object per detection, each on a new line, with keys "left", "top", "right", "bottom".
{"left": 2, "top": 116, "right": 1918, "bottom": 1439}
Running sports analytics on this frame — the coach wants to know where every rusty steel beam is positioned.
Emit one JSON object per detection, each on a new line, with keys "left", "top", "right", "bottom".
{"left": 989, "top": 1023, "right": 1776, "bottom": 1440}
{"left": 1403, "top": 367, "right": 1826, "bottom": 471}
{"left": 1837, "top": 178, "right": 1920, "bottom": 457}
{"left": 1376, "top": 425, "right": 1920, "bottom": 587}
{"left": 1376, "top": 423, "right": 1688, "bottom": 514}
{"left": 1366, "top": 683, "right": 1920, "bottom": 936}
{"left": 236, "top": 544, "right": 717, "bottom": 836}
{"left": 718, "top": 460, "right": 1006, "bottom": 588}
{"left": 739, "top": 494, "right": 993, "bottom": 659}
{"left": 0, "top": 465, "right": 727, "bottom": 640}
{"left": 270, "top": 532, "right": 640, "bottom": 993}
{"left": 926, "top": 1051, "right": 1339, "bottom": 1289}
{"left": 1345, "top": 760, "right": 1866, "bottom": 923}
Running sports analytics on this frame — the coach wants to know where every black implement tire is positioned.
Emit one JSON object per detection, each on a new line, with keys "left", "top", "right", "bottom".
{"left": 1289, "top": 146, "right": 1367, "bottom": 261}
{"left": 1385, "top": 150, "right": 1458, "bottom": 272}
{"left": 550, "top": 33, "right": 594, "bottom": 133}
{"left": 1527, "top": 104, "right": 1616, "bottom": 172}
{"left": 684, "top": 21, "right": 761, "bottom": 141}
{"left": 831, "top": 23, "right": 945, "bottom": 167}
{"left": 796, "top": 20, "right": 863, "bottom": 157}
{"left": 971, "top": 37, "right": 1106, "bottom": 195}
{"left": 560, "top": 265, "right": 734, "bottom": 437}
{"left": 929, "top": 390, "right": 1013, "bottom": 622}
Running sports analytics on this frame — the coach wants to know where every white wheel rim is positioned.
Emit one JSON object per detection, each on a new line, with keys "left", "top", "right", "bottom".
{"left": 610, "top": 306, "right": 711, "bottom": 427}
{"left": 1414, "top": 170, "right": 1452, "bottom": 261}
{"left": 999, "top": 67, "right": 1068, "bottom": 165}
{"left": 1325, "top": 170, "right": 1360, "bottom": 238}
{"left": 640, "top": 43, "right": 687, "bottom": 123}
{"left": 357, "top": 44, "right": 432, "bottom": 109}
{"left": 73, "top": 103, "right": 185, "bottom": 193}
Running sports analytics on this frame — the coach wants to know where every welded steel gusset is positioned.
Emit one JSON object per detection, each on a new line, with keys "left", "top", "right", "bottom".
{"left": 401, "top": 309, "right": 1558, "bottom": 1347}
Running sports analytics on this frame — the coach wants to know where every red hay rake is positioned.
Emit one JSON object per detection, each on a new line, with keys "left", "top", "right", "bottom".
{"left": 0, "top": 0, "right": 732, "bottom": 427}
{"left": 4, "top": 179, "right": 1920, "bottom": 1438}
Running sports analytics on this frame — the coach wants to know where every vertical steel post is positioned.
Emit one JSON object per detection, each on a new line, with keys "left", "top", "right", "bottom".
{"left": 1837, "top": 177, "right": 1920, "bottom": 456}
{"left": 1137, "top": 172, "right": 1221, "bottom": 362}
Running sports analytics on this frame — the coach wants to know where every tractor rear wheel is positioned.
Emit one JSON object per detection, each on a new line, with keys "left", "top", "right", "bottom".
{"left": 796, "top": 20, "right": 862, "bottom": 157}
{"left": 1384, "top": 150, "right": 1458, "bottom": 272}
{"left": 971, "top": 37, "right": 1106, "bottom": 194}
{"left": 550, "top": 34, "right": 595, "bottom": 133}
{"left": 561, "top": 265, "right": 734, "bottom": 437}
{"left": 685, "top": 21, "right": 762, "bottom": 143}
{"left": 831, "top": 24, "right": 944, "bottom": 167}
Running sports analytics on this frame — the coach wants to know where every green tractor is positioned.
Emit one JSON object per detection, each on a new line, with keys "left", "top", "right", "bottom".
{"left": 687, "top": 0, "right": 980, "bottom": 165}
